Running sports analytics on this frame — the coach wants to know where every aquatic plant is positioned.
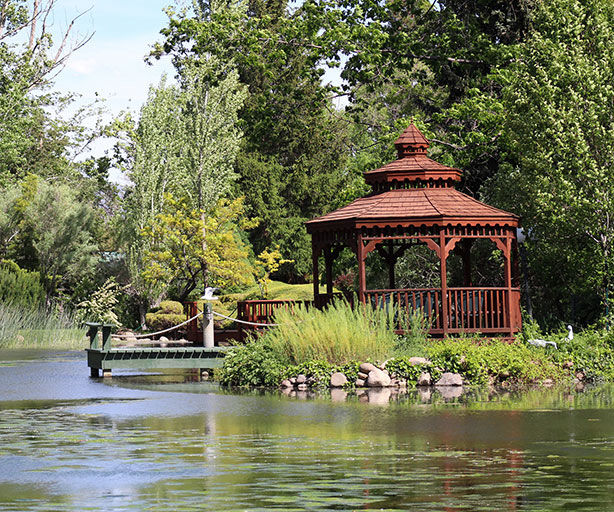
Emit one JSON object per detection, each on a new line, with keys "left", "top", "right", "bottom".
{"left": 260, "top": 300, "right": 397, "bottom": 365}
{"left": 0, "top": 302, "right": 83, "bottom": 349}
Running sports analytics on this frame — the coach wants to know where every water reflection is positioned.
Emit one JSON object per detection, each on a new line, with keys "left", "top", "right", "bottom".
{"left": 2, "top": 350, "right": 614, "bottom": 511}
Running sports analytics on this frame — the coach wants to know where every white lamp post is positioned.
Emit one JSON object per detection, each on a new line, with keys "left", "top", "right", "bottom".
{"left": 201, "top": 287, "right": 219, "bottom": 348}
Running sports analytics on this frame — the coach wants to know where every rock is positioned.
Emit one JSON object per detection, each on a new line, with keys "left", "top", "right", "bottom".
{"left": 330, "top": 372, "right": 348, "bottom": 388}
{"left": 359, "top": 362, "right": 378, "bottom": 373}
{"left": 296, "top": 374, "right": 307, "bottom": 384}
{"left": 330, "top": 388, "right": 348, "bottom": 402}
{"left": 355, "top": 378, "right": 366, "bottom": 387}
{"left": 366, "top": 388, "right": 392, "bottom": 405}
{"left": 542, "top": 378, "right": 554, "bottom": 387}
{"left": 280, "top": 379, "right": 293, "bottom": 388}
{"left": 437, "top": 386, "right": 464, "bottom": 400}
{"left": 408, "top": 357, "right": 431, "bottom": 366}
{"left": 575, "top": 372, "right": 585, "bottom": 381}
{"left": 289, "top": 377, "right": 297, "bottom": 385}
{"left": 435, "top": 372, "right": 463, "bottom": 387}
{"left": 366, "top": 368, "right": 391, "bottom": 387}
{"left": 563, "top": 360, "right": 574, "bottom": 369}
{"left": 160, "top": 336, "right": 169, "bottom": 342}
{"left": 297, "top": 383, "right": 308, "bottom": 391}
{"left": 357, "top": 371, "right": 369, "bottom": 380}
{"left": 397, "top": 378, "right": 408, "bottom": 388}
{"left": 201, "top": 370, "right": 209, "bottom": 379}
{"left": 417, "top": 372, "right": 432, "bottom": 387}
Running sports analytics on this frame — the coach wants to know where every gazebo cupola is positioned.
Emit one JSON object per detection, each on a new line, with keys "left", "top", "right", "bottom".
{"left": 365, "top": 124, "right": 462, "bottom": 193}
{"left": 306, "top": 123, "right": 522, "bottom": 337}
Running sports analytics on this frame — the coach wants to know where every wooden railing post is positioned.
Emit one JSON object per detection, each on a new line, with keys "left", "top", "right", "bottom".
{"left": 85, "top": 322, "right": 101, "bottom": 349}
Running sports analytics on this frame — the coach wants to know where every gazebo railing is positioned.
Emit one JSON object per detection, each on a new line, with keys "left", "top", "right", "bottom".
{"left": 364, "top": 287, "right": 520, "bottom": 335}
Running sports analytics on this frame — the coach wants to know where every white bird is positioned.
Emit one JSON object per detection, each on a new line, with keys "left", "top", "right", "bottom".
{"left": 527, "top": 338, "right": 558, "bottom": 349}
{"left": 201, "top": 287, "right": 219, "bottom": 301}
{"left": 566, "top": 325, "right": 574, "bottom": 341}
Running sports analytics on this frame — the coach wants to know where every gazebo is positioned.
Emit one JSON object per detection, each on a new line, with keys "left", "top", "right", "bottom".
{"left": 306, "top": 124, "right": 522, "bottom": 336}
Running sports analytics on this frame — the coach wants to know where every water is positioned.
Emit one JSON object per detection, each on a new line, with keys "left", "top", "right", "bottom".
{"left": 2, "top": 351, "right": 614, "bottom": 511}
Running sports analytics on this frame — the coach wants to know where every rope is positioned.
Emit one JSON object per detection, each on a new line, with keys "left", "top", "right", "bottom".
{"left": 112, "top": 311, "right": 204, "bottom": 339}
{"left": 212, "top": 310, "right": 280, "bottom": 327}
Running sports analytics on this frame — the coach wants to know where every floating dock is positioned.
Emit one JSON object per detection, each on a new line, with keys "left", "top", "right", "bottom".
{"left": 85, "top": 322, "right": 228, "bottom": 378}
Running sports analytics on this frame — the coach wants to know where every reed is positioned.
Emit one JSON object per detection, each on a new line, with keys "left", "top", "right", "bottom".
{"left": 260, "top": 300, "right": 397, "bottom": 365}
{"left": 0, "top": 302, "right": 84, "bottom": 349}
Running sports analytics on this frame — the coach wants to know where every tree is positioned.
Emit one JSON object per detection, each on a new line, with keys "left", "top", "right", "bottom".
{"left": 492, "top": 0, "right": 614, "bottom": 323}
{"left": 0, "top": 0, "right": 94, "bottom": 185}
{"left": 141, "top": 195, "right": 256, "bottom": 300}
{"left": 0, "top": 175, "right": 98, "bottom": 300}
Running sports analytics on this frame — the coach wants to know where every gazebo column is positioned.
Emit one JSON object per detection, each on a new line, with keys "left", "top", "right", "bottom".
{"left": 439, "top": 231, "right": 449, "bottom": 336}
{"left": 312, "top": 240, "right": 322, "bottom": 305}
{"left": 357, "top": 234, "right": 366, "bottom": 303}
{"left": 324, "top": 246, "right": 334, "bottom": 296}
{"left": 504, "top": 236, "right": 514, "bottom": 336}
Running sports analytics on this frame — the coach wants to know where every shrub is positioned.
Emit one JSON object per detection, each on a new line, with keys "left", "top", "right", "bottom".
{"left": 145, "top": 300, "right": 185, "bottom": 332}
{"left": 76, "top": 278, "right": 123, "bottom": 326}
{"left": 284, "top": 360, "right": 361, "bottom": 388}
{"left": 553, "top": 328, "right": 614, "bottom": 381}
{"left": 260, "top": 300, "right": 397, "bottom": 365}
{"left": 219, "top": 337, "right": 287, "bottom": 387}
{"left": 426, "top": 338, "right": 559, "bottom": 385}
{"left": 0, "top": 260, "right": 45, "bottom": 310}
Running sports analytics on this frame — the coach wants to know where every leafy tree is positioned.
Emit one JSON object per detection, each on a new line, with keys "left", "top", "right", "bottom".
{"left": 0, "top": 176, "right": 98, "bottom": 299}
{"left": 141, "top": 195, "right": 256, "bottom": 301}
{"left": 492, "top": 0, "right": 614, "bottom": 323}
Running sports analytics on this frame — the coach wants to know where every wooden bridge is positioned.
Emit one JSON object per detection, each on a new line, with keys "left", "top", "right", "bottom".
{"left": 85, "top": 322, "right": 228, "bottom": 378}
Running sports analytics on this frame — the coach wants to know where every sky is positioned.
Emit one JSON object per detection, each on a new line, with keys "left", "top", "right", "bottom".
{"left": 49, "top": 0, "right": 177, "bottom": 167}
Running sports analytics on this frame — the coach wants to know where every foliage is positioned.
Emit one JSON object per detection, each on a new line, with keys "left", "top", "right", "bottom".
{"left": 258, "top": 300, "right": 397, "bottom": 365}
{"left": 253, "top": 247, "right": 293, "bottom": 299}
{"left": 394, "top": 309, "right": 431, "bottom": 356}
{"left": 492, "top": 0, "right": 614, "bottom": 323}
{"left": 218, "top": 337, "right": 287, "bottom": 387}
{"left": 0, "top": 176, "right": 98, "bottom": 298}
{"left": 426, "top": 338, "right": 559, "bottom": 385}
{"left": 384, "top": 357, "right": 431, "bottom": 387}
{"left": 0, "top": 259, "right": 45, "bottom": 310}
{"left": 76, "top": 278, "right": 123, "bottom": 327}
{"left": 0, "top": 301, "right": 82, "bottom": 349}
{"left": 141, "top": 195, "right": 256, "bottom": 300}
{"left": 145, "top": 300, "right": 185, "bottom": 332}
{"left": 550, "top": 328, "right": 614, "bottom": 382}
{"left": 284, "top": 360, "right": 361, "bottom": 388}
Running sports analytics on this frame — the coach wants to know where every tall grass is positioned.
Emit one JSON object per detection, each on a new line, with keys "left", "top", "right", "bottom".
{"left": 260, "top": 300, "right": 397, "bottom": 365}
{"left": 0, "top": 302, "right": 84, "bottom": 349}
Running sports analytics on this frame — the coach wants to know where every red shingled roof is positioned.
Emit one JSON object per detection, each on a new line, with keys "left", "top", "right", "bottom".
{"left": 394, "top": 123, "right": 429, "bottom": 148}
{"left": 306, "top": 188, "right": 518, "bottom": 231}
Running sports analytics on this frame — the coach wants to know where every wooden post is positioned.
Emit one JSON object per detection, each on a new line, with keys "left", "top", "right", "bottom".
{"left": 440, "top": 231, "right": 449, "bottom": 336}
{"left": 101, "top": 324, "right": 113, "bottom": 351}
{"left": 312, "top": 241, "right": 320, "bottom": 306}
{"left": 324, "top": 246, "right": 334, "bottom": 298}
{"left": 357, "top": 235, "right": 366, "bottom": 304}
{"left": 504, "top": 236, "right": 513, "bottom": 336}
{"left": 85, "top": 322, "right": 101, "bottom": 349}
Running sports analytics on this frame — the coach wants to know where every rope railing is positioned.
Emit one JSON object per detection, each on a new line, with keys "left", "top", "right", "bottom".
{"left": 212, "top": 310, "right": 281, "bottom": 327}
{"left": 112, "top": 311, "right": 204, "bottom": 339}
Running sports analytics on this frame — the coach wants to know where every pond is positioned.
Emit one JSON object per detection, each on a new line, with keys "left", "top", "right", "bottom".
{"left": 1, "top": 350, "right": 614, "bottom": 511}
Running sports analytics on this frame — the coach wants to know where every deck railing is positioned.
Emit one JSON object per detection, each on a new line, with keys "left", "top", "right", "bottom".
{"left": 364, "top": 287, "right": 520, "bottom": 335}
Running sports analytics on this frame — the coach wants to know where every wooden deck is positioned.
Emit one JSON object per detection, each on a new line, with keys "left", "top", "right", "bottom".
{"left": 85, "top": 323, "right": 228, "bottom": 377}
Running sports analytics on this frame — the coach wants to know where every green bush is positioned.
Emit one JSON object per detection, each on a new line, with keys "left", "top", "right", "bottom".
{"left": 384, "top": 357, "right": 431, "bottom": 386}
{"left": 552, "top": 328, "right": 614, "bottom": 381}
{"left": 219, "top": 338, "right": 287, "bottom": 387}
{"left": 145, "top": 300, "right": 185, "bottom": 331}
{"left": 0, "top": 260, "right": 45, "bottom": 310}
{"left": 426, "top": 338, "right": 559, "bottom": 385}
{"left": 260, "top": 300, "right": 397, "bottom": 365}
{"left": 284, "top": 360, "right": 361, "bottom": 388}
{"left": 76, "top": 278, "right": 122, "bottom": 326}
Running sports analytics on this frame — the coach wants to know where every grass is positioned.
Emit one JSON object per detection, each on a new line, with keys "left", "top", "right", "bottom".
{"left": 258, "top": 300, "right": 397, "bottom": 365}
{"left": 0, "top": 302, "right": 85, "bottom": 349}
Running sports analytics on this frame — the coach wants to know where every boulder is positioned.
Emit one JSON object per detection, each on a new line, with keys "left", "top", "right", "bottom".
{"left": 297, "top": 383, "right": 308, "bottom": 391}
{"left": 435, "top": 372, "right": 463, "bottom": 386}
{"left": 409, "top": 357, "right": 431, "bottom": 366}
{"left": 438, "top": 386, "right": 464, "bottom": 400}
{"left": 330, "top": 388, "right": 348, "bottom": 402}
{"left": 330, "top": 372, "right": 348, "bottom": 388}
{"left": 357, "top": 371, "right": 369, "bottom": 380}
{"left": 280, "top": 379, "right": 293, "bottom": 389}
{"left": 417, "top": 372, "right": 432, "bottom": 387}
{"left": 355, "top": 378, "right": 366, "bottom": 387}
{"left": 296, "top": 374, "right": 307, "bottom": 384}
{"left": 289, "top": 377, "right": 297, "bottom": 385}
{"left": 366, "top": 368, "right": 391, "bottom": 387}
{"left": 359, "top": 362, "right": 378, "bottom": 373}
